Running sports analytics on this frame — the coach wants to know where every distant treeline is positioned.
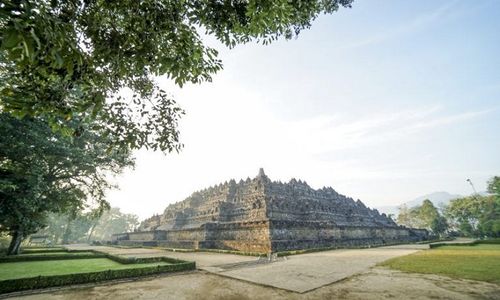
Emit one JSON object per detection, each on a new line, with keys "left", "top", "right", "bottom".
{"left": 396, "top": 176, "right": 500, "bottom": 238}
{"left": 34, "top": 207, "right": 139, "bottom": 244}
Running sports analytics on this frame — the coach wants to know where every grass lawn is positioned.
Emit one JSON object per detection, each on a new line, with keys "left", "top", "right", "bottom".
{"left": 380, "top": 244, "right": 500, "bottom": 284}
{"left": 0, "top": 258, "right": 171, "bottom": 281}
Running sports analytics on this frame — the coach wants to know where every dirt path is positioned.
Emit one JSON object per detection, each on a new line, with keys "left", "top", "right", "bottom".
{"left": 6, "top": 267, "right": 499, "bottom": 300}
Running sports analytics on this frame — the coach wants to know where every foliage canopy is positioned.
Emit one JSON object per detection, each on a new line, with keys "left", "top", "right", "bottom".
{"left": 397, "top": 177, "right": 500, "bottom": 238}
{"left": 0, "top": 0, "right": 353, "bottom": 152}
{"left": 0, "top": 113, "right": 134, "bottom": 254}
{"left": 397, "top": 200, "right": 447, "bottom": 235}
{"left": 36, "top": 207, "right": 139, "bottom": 244}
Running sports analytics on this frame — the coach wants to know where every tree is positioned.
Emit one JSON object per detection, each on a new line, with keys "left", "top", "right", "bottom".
{"left": 0, "top": 113, "right": 134, "bottom": 254}
{"left": 89, "top": 207, "right": 139, "bottom": 241}
{"left": 397, "top": 200, "right": 448, "bottom": 235}
{"left": 60, "top": 211, "right": 94, "bottom": 244}
{"left": 445, "top": 196, "right": 482, "bottom": 237}
{"left": 487, "top": 176, "right": 500, "bottom": 198}
{"left": 430, "top": 215, "right": 448, "bottom": 237}
{"left": 445, "top": 177, "right": 500, "bottom": 238}
{"left": 413, "top": 199, "right": 439, "bottom": 230}
{"left": 480, "top": 176, "right": 500, "bottom": 237}
{"left": 35, "top": 207, "right": 138, "bottom": 244}
{"left": 35, "top": 212, "right": 71, "bottom": 245}
{"left": 387, "top": 213, "right": 396, "bottom": 222}
{"left": 397, "top": 204, "right": 413, "bottom": 227}
{"left": 0, "top": 0, "right": 353, "bottom": 152}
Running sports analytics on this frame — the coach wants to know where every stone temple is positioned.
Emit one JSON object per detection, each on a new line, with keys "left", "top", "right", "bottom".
{"left": 113, "top": 169, "right": 427, "bottom": 252}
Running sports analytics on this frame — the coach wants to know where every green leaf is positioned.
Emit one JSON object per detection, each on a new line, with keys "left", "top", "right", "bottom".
{"left": 2, "top": 29, "right": 21, "bottom": 49}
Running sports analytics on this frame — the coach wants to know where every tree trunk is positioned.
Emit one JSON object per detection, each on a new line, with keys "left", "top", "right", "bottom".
{"left": 54, "top": 232, "right": 61, "bottom": 245}
{"left": 62, "top": 223, "right": 71, "bottom": 244}
{"left": 7, "top": 230, "right": 24, "bottom": 255}
{"left": 87, "top": 221, "right": 98, "bottom": 243}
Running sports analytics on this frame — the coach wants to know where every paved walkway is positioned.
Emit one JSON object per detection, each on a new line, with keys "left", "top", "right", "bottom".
{"left": 205, "top": 247, "right": 421, "bottom": 292}
{"left": 64, "top": 245, "right": 257, "bottom": 267}
{"left": 10, "top": 267, "right": 500, "bottom": 300}
{"left": 65, "top": 244, "right": 423, "bottom": 293}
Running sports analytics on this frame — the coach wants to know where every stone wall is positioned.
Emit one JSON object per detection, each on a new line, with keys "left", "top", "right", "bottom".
{"left": 268, "top": 220, "right": 424, "bottom": 251}
{"left": 157, "top": 221, "right": 271, "bottom": 253}
{"left": 201, "top": 221, "right": 271, "bottom": 253}
{"left": 117, "top": 221, "right": 272, "bottom": 253}
{"left": 126, "top": 230, "right": 166, "bottom": 241}
{"left": 111, "top": 233, "right": 129, "bottom": 242}
{"left": 117, "top": 222, "right": 426, "bottom": 253}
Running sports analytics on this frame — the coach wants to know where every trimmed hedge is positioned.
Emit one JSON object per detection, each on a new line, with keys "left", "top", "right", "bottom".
{"left": 0, "top": 252, "right": 104, "bottom": 263}
{"left": 275, "top": 239, "right": 432, "bottom": 257}
{"left": 276, "top": 246, "right": 340, "bottom": 257}
{"left": 428, "top": 240, "right": 499, "bottom": 248}
{"left": 477, "top": 239, "right": 500, "bottom": 244}
{"left": 157, "top": 247, "right": 196, "bottom": 253}
{"left": 20, "top": 248, "right": 67, "bottom": 254}
{"left": 0, "top": 261, "right": 195, "bottom": 294}
{"left": 429, "top": 241, "right": 477, "bottom": 248}
{"left": 134, "top": 246, "right": 263, "bottom": 257}
{"left": 429, "top": 239, "right": 499, "bottom": 248}
{"left": 0, "top": 248, "right": 66, "bottom": 256}
{"left": 0, "top": 249, "right": 191, "bottom": 265}
{"left": 194, "top": 248, "right": 262, "bottom": 257}
{"left": 276, "top": 243, "right": 388, "bottom": 257}
{"left": 415, "top": 238, "right": 454, "bottom": 245}
{"left": 0, "top": 247, "right": 196, "bottom": 294}
{"left": 103, "top": 253, "right": 188, "bottom": 265}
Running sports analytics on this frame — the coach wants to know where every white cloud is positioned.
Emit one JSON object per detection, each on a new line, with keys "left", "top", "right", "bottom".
{"left": 335, "top": 1, "right": 459, "bottom": 51}
{"left": 277, "top": 105, "right": 489, "bottom": 156}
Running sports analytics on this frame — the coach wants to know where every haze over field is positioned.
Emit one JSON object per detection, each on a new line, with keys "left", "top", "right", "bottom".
{"left": 107, "top": 0, "right": 500, "bottom": 220}
{"left": 376, "top": 191, "right": 462, "bottom": 216}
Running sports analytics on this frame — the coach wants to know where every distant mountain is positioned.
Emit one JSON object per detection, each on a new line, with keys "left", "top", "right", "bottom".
{"left": 376, "top": 191, "right": 462, "bottom": 216}
{"left": 406, "top": 191, "right": 462, "bottom": 208}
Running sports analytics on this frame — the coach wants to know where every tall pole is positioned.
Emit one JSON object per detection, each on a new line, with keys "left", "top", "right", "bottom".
{"left": 466, "top": 178, "right": 478, "bottom": 195}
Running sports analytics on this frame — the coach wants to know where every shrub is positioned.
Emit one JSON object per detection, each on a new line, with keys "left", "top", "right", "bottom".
{"left": 428, "top": 239, "right": 500, "bottom": 248}
{"left": 20, "top": 248, "right": 68, "bottom": 254}
{"left": 103, "top": 253, "right": 188, "bottom": 265}
{"left": 0, "top": 261, "right": 195, "bottom": 294}
{"left": 476, "top": 239, "right": 500, "bottom": 244}
{"left": 195, "top": 249, "right": 262, "bottom": 257}
{"left": 429, "top": 241, "right": 482, "bottom": 248}
{"left": 0, "top": 252, "right": 104, "bottom": 263}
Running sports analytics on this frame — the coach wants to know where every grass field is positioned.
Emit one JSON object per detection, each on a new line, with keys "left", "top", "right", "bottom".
{"left": 0, "top": 258, "right": 171, "bottom": 281}
{"left": 380, "top": 244, "right": 500, "bottom": 284}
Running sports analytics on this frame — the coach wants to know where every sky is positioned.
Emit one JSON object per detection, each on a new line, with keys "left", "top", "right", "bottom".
{"left": 107, "top": 0, "right": 500, "bottom": 220}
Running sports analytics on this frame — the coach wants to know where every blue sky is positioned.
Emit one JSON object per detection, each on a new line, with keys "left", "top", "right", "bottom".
{"left": 108, "top": 0, "right": 500, "bottom": 219}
